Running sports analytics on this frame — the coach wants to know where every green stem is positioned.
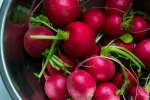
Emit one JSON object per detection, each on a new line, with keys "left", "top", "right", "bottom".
{"left": 145, "top": 80, "right": 150, "bottom": 93}
{"left": 105, "top": 39, "right": 116, "bottom": 48}
{"left": 51, "top": 55, "right": 71, "bottom": 74}
{"left": 101, "top": 45, "right": 144, "bottom": 76}
{"left": 49, "top": 59, "right": 60, "bottom": 71}
{"left": 116, "top": 80, "right": 129, "bottom": 95}
{"left": 122, "top": 7, "right": 134, "bottom": 31}
{"left": 51, "top": 57, "right": 64, "bottom": 67}
{"left": 30, "top": 35, "right": 63, "bottom": 40}
{"left": 53, "top": 55, "right": 70, "bottom": 68}
{"left": 34, "top": 41, "right": 57, "bottom": 79}
{"left": 101, "top": 55, "right": 129, "bottom": 96}
{"left": 117, "top": 46, "right": 144, "bottom": 64}
{"left": 31, "top": 15, "right": 69, "bottom": 41}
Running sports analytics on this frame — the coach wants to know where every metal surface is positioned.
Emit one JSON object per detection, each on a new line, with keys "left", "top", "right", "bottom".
{"left": 0, "top": 76, "right": 11, "bottom": 100}
{"left": 0, "top": 0, "right": 21, "bottom": 99}
{"left": 0, "top": 0, "right": 149, "bottom": 100}
{"left": 0, "top": 0, "right": 46, "bottom": 100}
{"left": 0, "top": 0, "right": 3, "bottom": 9}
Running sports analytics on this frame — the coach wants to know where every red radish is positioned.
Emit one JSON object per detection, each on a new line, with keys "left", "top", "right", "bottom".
{"left": 62, "top": 22, "right": 96, "bottom": 58}
{"left": 94, "top": 44, "right": 101, "bottom": 55}
{"left": 105, "top": 0, "right": 133, "bottom": 16}
{"left": 104, "top": 15, "right": 124, "bottom": 37}
{"left": 113, "top": 70, "right": 137, "bottom": 90}
{"left": 82, "top": 8, "right": 105, "bottom": 33}
{"left": 129, "top": 86, "right": 149, "bottom": 100}
{"left": 67, "top": 69, "right": 96, "bottom": 100}
{"left": 131, "top": 16, "right": 149, "bottom": 41}
{"left": 24, "top": 26, "right": 53, "bottom": 57}
{"left": 44, "top": 74, "right": 67, "bottom": 100}
{"left": 44, "top": 0, "right": 81, "bottom": 28}
{"left": 93, "top": 83, "right": 120, "bottom": 100}
{"left": 82, "top": 44, "right": 101, "bottom": 60}
{"left": 85, "top": 56, "right": 115, "bottom": 81}
{"left": 114, "top": 40, "right": 134, "bottom": 52}
{"left": 134, "top": 39, "right": 150, "bottom": 69}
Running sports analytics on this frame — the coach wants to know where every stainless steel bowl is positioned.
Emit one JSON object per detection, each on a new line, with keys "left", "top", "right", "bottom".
{"left": 0, "top": 0, "right": 150, "bottom": 100}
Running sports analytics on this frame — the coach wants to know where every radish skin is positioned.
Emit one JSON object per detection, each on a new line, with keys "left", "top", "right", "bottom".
{"left": 44, "top": 0, "right": 81, "bottom": 28}
{"left": 85, "top": 56, "right": 116, "bottom": 81}
{"left": 67, "top": 69, "right": 96, "bottom": 100}
{"left": 62, "top": 22, "right": 96, "bottom": 58}
{"left": 24, "top": 26, "right": 53, "bottom": 57}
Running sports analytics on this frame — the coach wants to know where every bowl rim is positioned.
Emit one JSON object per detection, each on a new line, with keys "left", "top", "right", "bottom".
{"left": 0, "top": 0, "right": 22, "bottom": 99}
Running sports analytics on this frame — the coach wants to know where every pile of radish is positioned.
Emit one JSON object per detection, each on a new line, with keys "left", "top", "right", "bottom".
{"left": 22, "top": 0, "right": 150, "bottom": 99}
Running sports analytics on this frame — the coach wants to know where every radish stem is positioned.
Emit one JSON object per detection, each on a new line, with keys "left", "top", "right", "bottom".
{"left": 31, "top": 35, "right": 64, "bottom": 40}
{"left": 101, "top": 55, "right": 129, "bottom": 96}
{"left": 34, "top": 41, "right": 57, "bottom": 79}
{"left": 101, "top": 45, "right": 144, "bottom": 76}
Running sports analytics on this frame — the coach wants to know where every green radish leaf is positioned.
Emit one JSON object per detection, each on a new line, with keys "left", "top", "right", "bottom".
{"left": 32, "top": 15, "right": 48, "bottom": 24}
{"left": 118, "top": 33, "right": 133, "bottom": 43}
{"left": 31, "top": 15, "right": 57, "bottom": 32}
{"left": 32, "top": 15, "right": 51, "bottom": 26}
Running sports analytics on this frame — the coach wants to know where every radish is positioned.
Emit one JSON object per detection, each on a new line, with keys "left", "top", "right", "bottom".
{"left": 93, "top": 83, "right": 120, "bottom": 100}
{"left": 114, "top": 40, "right": 134, "bottom": 52}
{"left": 62, "top": 22, "right": 96, "bottom": 58}
{"left": 129, "top": 86, "right": 149, "bottom": 100}
{"left": 82, "top": 8, "right": 105, "bottom": 33}
{"left": 24, "top": 26, "right": 53, "bottom": 57}
{"left": 31, "top": 16, "right": 96, "bottom": 59}
{"left": 85, "top": 56, "right": 115, "bottom": 81}
{"left": 31, "top": 16, "right": 96, "bottom": 78}
{"left": 105, "top": 0, "right": 133, "bottom": 16}
{"left": 113, "top": 70, "right": 137, "bottom": 90}
{"left": 82, "top": 43, "right": 101, "bottom": 60}
{"left": 67, "top": 69, "right": 96, "bottom": 100}
{"left": 44, "top": 0, "right": 81, "bottom": 28}
{"left": 131, "top": 16, "right": 149, "bottom": 41}
{"left": 44, "top": 74, "right": 67, "bottom": 100}
{"left": 135, "top": 39, "right": 150, "bottom": 69}
{"left": 94, "top": 44, "right": 101, "bottom": 55}
{"left": 104, "top": 15, "right": 124, "bottom": 37}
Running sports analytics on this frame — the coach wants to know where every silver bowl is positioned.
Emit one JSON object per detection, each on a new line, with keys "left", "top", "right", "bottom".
{"left": 0, "top": 0, "right": 149, "bottom": 100}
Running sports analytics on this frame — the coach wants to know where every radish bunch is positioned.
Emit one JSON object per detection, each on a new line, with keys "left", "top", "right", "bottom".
{"left": 21, "top": 0, "right": 150, "bottom": 99}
